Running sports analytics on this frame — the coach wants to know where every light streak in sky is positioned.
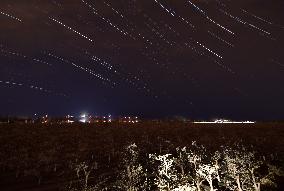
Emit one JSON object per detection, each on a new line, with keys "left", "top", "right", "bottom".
{"left": 0, "top": 48, "right": 27, "bottom": 59}
{"left": 219, "top": 9, "right": 271, "bottom": 36}
{"left": 0, "top": 79, "right": 67, "bottom": 97}
{"left": 196, "top": 41, "right": 223, "bottom": 59}
{"left": 153, "top": 0, "right": 235, "bottom": 49}
{"left": 102, "top": 0, "right": 143, "bottom": 40}
{"left": 154, "top": 0, "right": 176, "bottom": 17}
{"left": 269, "top": 58, "right": 284, "bottom": 68}
{"left": 0, "top": 0, "right": 283, "bottom": 106}
{"left": 241, "top": 9, "right": 273, "bottom": 25}
{"left": 153, "top": 0, "right": 195, "bottom": 29}
{"left": 208, "top": 30, "right": 234, "bottom": 47}
{"left": 186, "top": 0, "right": 235, "bottom": 35}
{"left": 81, "top": 0, "right": 135, "bottom": 40}
{"left": 49, "top": 17, "right": 94, "bottom": 43}
{"left": 103, "top": 1, "right": 125, "bottom": 19}
{"left": 46, "top": 52, "right": 113, "bottom": 85}
{"left": 0, "top": 11, "right": 22, "bottom": 22}
{"left": 0, "top": 48, "right": 52, "bottom": 66}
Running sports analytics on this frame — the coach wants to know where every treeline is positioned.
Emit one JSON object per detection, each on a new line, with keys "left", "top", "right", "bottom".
{"left": 109, "top": 142, "right": 283, "bottom": 191}
{"left": 0, "top": 122, "right": 283, "bottom": 190}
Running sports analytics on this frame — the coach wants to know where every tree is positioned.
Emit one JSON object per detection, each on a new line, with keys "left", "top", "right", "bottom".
{"left": 186, "top": 142, "right": 218, "bottom": 191}
{"left": 196, "top": 163, "right": 219, "bottom": 191}
{"left": 223, "top": 146, "right": 263, "bottom": 191}
{"left": 150, "top": 153, "right": 178, "bottom": 190}
{"left": 71, "top": 159, "right": 98, "bottom": 190}
{"left": 117, "top": 143, "right": 147, "bottom": 191}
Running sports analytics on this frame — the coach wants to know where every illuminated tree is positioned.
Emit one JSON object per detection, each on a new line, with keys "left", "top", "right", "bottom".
{"left": 70, "top": 159, "right": 98, "bottom": 190}
{"left": 117, "top": 143, "right": 147, "bottom": 191}
{"left": 150, "top": 153, "right": 178, "bottom": 190}
{"left": 186, "top": 142, "right": 220, "bottom": 191}
{"left": 196, "top": 163, "right": 219, "bottom": 191}
{"left": 223, "top": 147, "right": 264, "bottom": 191}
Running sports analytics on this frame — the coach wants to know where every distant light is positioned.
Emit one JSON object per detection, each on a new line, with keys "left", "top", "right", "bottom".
{"left": 193, "top": 119, "right": 255, "bottom": 124}
{"left": 80, "top": 119, "right": 86, "bottom": 123}
{"left": 67, "top": 120, "right": 74, "bottom": 124}
{"left": 80, "top": 113, "right": 88, "bottom": 123}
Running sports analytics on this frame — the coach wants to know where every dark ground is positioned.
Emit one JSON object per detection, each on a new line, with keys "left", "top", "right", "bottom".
{"left": 0, "top": 122, "right": 283, "bottom": 190}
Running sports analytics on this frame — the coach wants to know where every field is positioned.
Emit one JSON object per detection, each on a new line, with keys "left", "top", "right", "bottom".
{"left": 0, "top": 122, "right": 283, "bottom": 191}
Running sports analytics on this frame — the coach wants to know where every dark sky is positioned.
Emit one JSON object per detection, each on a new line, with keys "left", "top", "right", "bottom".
{"left": 0, "top": 0, "right": 284, "bottom": 120}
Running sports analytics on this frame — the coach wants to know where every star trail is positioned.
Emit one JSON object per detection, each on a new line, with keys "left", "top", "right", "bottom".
{"left": 0, "top": 0, "right": 284, "bottom": 120}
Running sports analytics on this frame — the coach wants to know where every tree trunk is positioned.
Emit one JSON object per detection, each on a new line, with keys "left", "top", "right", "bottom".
{"left": 253, "top": 183, "right": 260, "bottom": 191}
{"left": 195, "top": 180, "right": 202, "bottom": 191}
{"left": 197, "top": 183, "right": 201, "bottom": 191}
{"left": 207, "top": 177, "right": 214, "bottom": 191}
{"left": 250, "top": 169, "right": 260, "bottom": 191}
{"left": 180, "top": 165, "right": 184, "bottom": 176}
{"left": 85, "top": 171, "right": 90, "bottom": 188}
{"left": 236, "top": 176, "right": 243, "bottom": 191}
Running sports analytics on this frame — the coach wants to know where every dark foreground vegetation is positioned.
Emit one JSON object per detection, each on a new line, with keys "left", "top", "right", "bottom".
{"left": 0, "top": 122, "right": 283, "bottom": 191}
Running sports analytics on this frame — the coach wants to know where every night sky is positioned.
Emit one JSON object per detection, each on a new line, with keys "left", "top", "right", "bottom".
{"left": 0, "top": 0, "right": 284, "bottom": 120}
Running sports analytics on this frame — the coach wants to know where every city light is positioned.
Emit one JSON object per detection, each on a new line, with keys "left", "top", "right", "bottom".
{"left": 194, "top": 119, "right": 255, "bottom": 124}
{"left": 79, "top": 113, "right": 88, "bottom": 123}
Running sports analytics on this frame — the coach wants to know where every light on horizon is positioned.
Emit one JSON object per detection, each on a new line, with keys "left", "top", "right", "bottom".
{"left": 193, "top": 119, "right": 255, "bottom": 124}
